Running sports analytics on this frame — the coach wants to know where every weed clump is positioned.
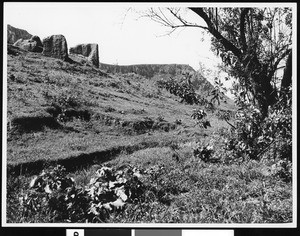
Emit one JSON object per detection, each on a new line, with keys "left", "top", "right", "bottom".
{"left": 46, "top": 93, "right": 92, "bottom": 122}
{"left": 18, "top": 165, "right": 147, "bottom": 222}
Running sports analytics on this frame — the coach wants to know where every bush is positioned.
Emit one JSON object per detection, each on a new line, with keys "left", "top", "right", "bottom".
{"left": 46, "top": 92, "right": 91, "bottom": 122}
{"left": 193, "top": 143, "right": 216, "bottom": 162}
{"left": 19, "top": 165, "right": 148, "bottom": 223}
{"left": 191, "top": 109, "right": 211, "bottom": 129}
{"left": 86, "top": 165, "right": 146, "bottom": 222}
{"left": 271, "top": 159, "right": 292, "bottom": 183}
{"left": 157, "top": 78, "right": 207, "bottom": 105}
{"left": 19, "top": 165, "right": 88, "bottom": 222}
{"left": 224, "top": 88, "right": 292, "bottom": 166}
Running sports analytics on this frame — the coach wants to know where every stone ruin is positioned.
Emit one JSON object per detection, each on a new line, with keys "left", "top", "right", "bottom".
{"left": 8, "top": 25, "right": 102, "bottom": 65}
{"left": 13, "top": 35, "right": 43, "bottom": 53}
{"left": 69, "top": 43, "right": 99, "bottom": 67}
{"left": 42, "top": 34, "right": 69, "bottom": 61}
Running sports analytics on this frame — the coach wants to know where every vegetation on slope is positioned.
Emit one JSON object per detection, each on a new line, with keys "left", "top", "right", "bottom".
{"left": 6, "top": 45, "right": 292, "bottom": 224}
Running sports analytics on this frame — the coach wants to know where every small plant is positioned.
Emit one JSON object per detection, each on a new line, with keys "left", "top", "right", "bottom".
{"left": 55, "top": 93, "right": 81, "bottom": 108}
{"left": 19, "top": 165, "right": 82, "bottom": 222}
{"left": 156, "top": 115, "right": 165, "bottom": 122}
{"left": 271, "top": 159, "right": 292, "bottom": 183}
{"left": 191, "top": 109, "right": 211, "bottom": 129}
{"left": 193, "top": 143, "right": 214, "bottom": 162}
{"left": 157, "top": 77, "right": 204, "bottom": 105}
{"left": 19, "top": 164, "right": 148, "bottom": 223}
{"left": 210, "top": 77, "right": 227, "bottom": 105}
{"left": 216, "top": 109, "right": 236, "bottom": 129}
{"left": 170, "top": 143, "right": 181, "bottom": 162}
{"left": 104, "top": 106, "right": 116, "bottom": 112}
{"left": 175, "top": 119, "right": 182, "bottom": 125}
{"left": 86, "top": 165, "right": 146, "bottom": 222}
{"left": 46, "top": 92, "right": 91, "bottom": 122}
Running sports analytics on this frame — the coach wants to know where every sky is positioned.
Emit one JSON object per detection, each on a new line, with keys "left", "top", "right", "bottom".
{"left": 4, "top": 2, "right": 296, "bottom": 95}
{"left": 4, "top": 2, "right": 222, "bottom": 72}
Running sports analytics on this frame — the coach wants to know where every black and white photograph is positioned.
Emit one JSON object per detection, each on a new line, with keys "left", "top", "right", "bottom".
{"left": 2, "top": 2, "right": 296, "bottom": 226}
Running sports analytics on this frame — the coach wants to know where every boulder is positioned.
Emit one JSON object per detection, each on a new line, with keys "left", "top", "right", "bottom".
{"left": 42, "top": 35, "right": 68, "bottom": 60}
{"left": 69, "top": 43, "right": 99, "bottom": 67}
{"left": 13, "top": 35, "right": 43, "bottom": 53}
{"left": 7, "top": 24, "right": 32, "bottom": 44}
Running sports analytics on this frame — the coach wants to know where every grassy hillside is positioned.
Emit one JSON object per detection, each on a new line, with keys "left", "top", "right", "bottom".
{"left": 5, "top": 45, "right": 292, "bottom": 224}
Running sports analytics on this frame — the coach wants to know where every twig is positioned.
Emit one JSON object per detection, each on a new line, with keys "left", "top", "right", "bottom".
{"left": 225, "top": 120, "right": 236, "bottom": 129}
{"left": 256, "top": 138, "right": 277, "bottom": 159}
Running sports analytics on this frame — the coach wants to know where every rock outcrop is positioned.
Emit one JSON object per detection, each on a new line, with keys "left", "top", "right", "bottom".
{"left": 99, "top": 63, "right": 195, "bottom": 78}
{"left": 69, "top": 44, "right": 99, "bottom": 67}
{"left": 13, "top": 35, "right": 43, "bottom": 53}
{"left": 42, "top": 35, "right": 68, "bottom": 60}
{"left": 7, "top": 24, "right": 32, "bottom": 44}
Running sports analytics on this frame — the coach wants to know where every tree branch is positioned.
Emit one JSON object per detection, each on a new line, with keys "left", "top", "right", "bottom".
{"left": 168, "top": 8, "right": 187, "bottom": 25}
{"left": 280, "top": 49, "right": 292, "bottom": 93}
{"left": 268, "top": 48, "right": 292, "bottom": 81}
{"left": 274, "top": 48, "right": 292, "bottom": 69}
{"left": 170, "top": 24, "right": 208, "bottom": 30}
{"left": 189, "top": 7, "right": 242, "bottom": 59}
{"left": 240, "top": 8, "right": 250, "bottom": 53}
{"left": 144, "top": 8, "right": 209, "bottom": 34}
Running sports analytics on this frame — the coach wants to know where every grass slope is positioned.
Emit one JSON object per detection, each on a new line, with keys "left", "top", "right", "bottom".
{"left": 5, "top": 46, "right": 292, "bottom": 223}
{"left": 7, "top": 47, "right": 230, "bottom": 169}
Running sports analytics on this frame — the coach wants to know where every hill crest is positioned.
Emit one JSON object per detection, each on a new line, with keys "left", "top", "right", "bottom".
{"left": 99, "top": 63, "right": 195, "bottom": 78}
{"left": 7, "top": 24, "right": 33, "bottom": 44}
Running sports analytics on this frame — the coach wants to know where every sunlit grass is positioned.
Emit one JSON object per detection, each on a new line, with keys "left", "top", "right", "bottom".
{"left": 6, "top": 49, "right": 292, "bottom": 223}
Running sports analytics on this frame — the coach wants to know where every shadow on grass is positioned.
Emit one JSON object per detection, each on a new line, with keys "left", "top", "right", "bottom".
{"left": 7, "top": 141, "right": 161, "bottom": 176}
{"left": 10, "top": 115, "right": 63, "bottom": 133}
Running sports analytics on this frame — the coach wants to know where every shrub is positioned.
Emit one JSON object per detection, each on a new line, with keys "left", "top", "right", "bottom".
{"left": 53, "top": 93, "right": 81, "bottom": 109}
{"left": 86, "top": 165, "right": 146, "bottom": 222}
{"left": 193, "top": 143, "right": 215, "bottom": 162}
{"left": 271, "top": 159, "right": 292, "bottom": 183}
{"left": 157, "top": 77, "right": 207, "bottom": 105}
{"left": 224, "top": 87, "right": 292, "bottom": 165}
{"left": 19, "top": 165, "right": 74, "bottom": 221}
{"left": 104, "top": 106, "right": 116, "bottom": 112}
{"left": 191, "top": 109, "right": 211, "bottom": 129}
{"left": 46, "top": 92, "right": 91, "bottom": 122}
{"left": 19, "top": 164, "right": 148, "bottom": 223}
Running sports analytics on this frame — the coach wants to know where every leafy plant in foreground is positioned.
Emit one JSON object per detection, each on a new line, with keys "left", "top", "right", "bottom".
{"left": 19, "top": 164, "right": 147, "bottom": 222}
{"left": 193, "top": 143, "right": 216, "bottom": 162}
{"left": 86, "top": 165, "right": 145, "bottom": 222}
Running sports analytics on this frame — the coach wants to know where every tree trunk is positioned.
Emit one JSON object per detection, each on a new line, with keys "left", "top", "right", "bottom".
{"left": 280, "top": 50, "right": 292, "bottom": 95}
{"left": 254, "top": 74, "right": 277, "bottom": 117}
{"left": 242, "top": 53, "right": 277, "bottom": 117}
